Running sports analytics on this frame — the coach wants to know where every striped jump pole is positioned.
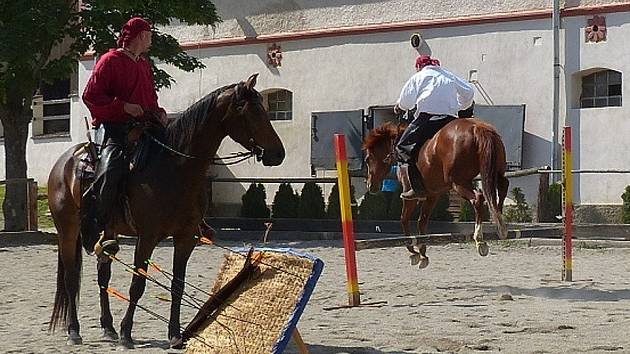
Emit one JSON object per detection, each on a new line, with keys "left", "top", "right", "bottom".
{"left": 334, "top": 134, "right": 361, "bottom": 306}
{"left": 562, "top": 126, "right": 573, "bottom": 282}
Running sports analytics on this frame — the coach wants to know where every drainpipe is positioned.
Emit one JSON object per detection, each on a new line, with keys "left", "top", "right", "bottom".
{"left": 551, "top": 0, "right": 561, "bottom": 176}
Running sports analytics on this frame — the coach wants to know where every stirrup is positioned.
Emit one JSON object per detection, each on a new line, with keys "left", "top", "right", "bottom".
{"left": 400, "top": 189, "right": 426, "bottom": 201}
{"left": 94, "top": 239, "right": 120, "bottom": 262}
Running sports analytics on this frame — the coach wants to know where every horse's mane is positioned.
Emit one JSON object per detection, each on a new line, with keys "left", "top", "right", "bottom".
{"left": 363, "top": 121, "right": 407, "bottom": 150}
{"left": 165, "top": 83, "right": 237, "bottom": 149}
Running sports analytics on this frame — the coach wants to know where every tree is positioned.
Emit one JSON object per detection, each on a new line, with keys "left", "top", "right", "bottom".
{"left": 0, "top": 0, "right": 219, "bottom": 230}
{"left": 325, "top": 183, "right": 357, "bottom": 219}
{"left": 298, "top": 182, "right": 325, "bottom": 219}
{"left": 240, "top": 183, "right": 270, "bottom": 218}
{"left": 272, "top": 183, "right": 299, "bottom": 218}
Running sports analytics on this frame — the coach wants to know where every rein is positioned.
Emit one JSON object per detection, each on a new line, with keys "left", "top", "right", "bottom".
{"left": 144, "top": 130, "right": 263, "bottom": 166}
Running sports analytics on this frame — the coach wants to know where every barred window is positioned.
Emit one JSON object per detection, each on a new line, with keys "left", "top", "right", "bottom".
{"left": 263, "top": 89, "right": 293, "bottom": 121}
{"left": 581, "top": 70, "right": 622, "bottom": 108}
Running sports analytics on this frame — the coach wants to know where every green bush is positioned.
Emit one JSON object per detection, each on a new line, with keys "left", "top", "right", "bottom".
{"left": 386, "top": 185, "right": 403, "bottom": 220}
{"left": 358, "top": 192, "right": 387, "bottom": 220}
{"left": 240, "top": 183, "right": 270, "bottom": 218}
{"left": 621, "top": 185, "right": 630, "bottom": 224}
{"left": 430, "top": 192, "right": 453, "bottom": 221}
{"left": 272, "top": 183, "right": 299, "bottom": 218}
{"left": 298, "top": 182, "right": 326, "bottom": 219}
{"left": 459, "top": 199, "right": 475, "bottom": 222}
{"left": 326, "top": 183, "right": 357, "bottom": 219}
{"left": 504, "top": 187, "right": 533, "bottom": 222}
{"left": 540, "top": 182, "right": 562, "bottom": 222}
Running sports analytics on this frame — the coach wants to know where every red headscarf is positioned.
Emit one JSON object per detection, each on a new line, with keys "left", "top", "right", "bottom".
{"left": 415, "top": 55, "right": 440, "bottom": 70}
{"left": 117, "top": 17, "right": 151, "bottom": 48}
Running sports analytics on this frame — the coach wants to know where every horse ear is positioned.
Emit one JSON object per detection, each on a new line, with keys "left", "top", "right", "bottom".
{"left": 245, "top": 73, "right": 259, "bottom": 90}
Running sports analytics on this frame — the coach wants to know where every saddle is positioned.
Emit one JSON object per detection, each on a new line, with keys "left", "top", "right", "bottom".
{"left": 75, "top": 120, "right": 163, "bottom": 184}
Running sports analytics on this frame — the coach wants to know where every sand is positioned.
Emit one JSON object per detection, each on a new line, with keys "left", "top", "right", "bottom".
{"left": 1, "top": 239, "right": 629, "bottom": 354}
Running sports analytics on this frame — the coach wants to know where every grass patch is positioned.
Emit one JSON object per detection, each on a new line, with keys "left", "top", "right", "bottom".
{"left": 0, "top": 184, "right": 55, "bottom": 230}
{"left": 37, "top": 186, "right": 55, "bottom": 230}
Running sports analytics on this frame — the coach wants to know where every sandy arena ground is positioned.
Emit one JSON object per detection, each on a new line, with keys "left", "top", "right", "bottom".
{"left": 1, "top": 239, "right": 630, "bottom": 354}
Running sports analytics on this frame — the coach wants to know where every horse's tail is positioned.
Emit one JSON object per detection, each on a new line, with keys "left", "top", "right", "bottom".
{"left": 49, "top": 237, "right": 82, "bottom": 332}
{"left": 477, "top": 126, "right": 508, "bottom": 239}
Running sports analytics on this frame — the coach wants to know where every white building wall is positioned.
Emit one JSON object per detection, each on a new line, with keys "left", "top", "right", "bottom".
{"left": 2, "top": 1, "right": 630, "bottom": 216}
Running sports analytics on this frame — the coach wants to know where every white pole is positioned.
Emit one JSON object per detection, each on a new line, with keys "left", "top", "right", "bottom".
{"left": 552, "top": 0, "right": 561, "bottom": 178}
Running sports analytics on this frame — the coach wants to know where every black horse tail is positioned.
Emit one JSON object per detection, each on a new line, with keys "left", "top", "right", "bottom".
{"left": 477, "top": 126, "right": 508, "bottom": 240}
{"left": 49, "top": 237, "right": 82, "bottom": 332}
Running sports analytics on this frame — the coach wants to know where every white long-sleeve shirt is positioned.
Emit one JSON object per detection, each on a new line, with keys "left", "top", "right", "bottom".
{"left": 397, "top": 66, "right": 475, "bottom": 118}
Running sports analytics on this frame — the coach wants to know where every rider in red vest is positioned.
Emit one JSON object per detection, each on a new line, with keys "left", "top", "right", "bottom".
{"left": 81, "top": 17, "right": 168, "bottom": 253}
{"left": 394, "top": 55, "right": 475, "bottom": 200}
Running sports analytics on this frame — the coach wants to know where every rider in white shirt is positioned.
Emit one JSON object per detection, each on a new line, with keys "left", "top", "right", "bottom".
{"left": 394, "top": 55, "right": 475, "bottom": 199}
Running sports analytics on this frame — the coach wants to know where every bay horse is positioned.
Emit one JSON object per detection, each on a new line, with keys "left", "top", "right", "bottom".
{"left": 48, "top": 74, "right": 285, "bottom": 348}
{"left": 363, "top": 119, "right": 509, "bottom": 268}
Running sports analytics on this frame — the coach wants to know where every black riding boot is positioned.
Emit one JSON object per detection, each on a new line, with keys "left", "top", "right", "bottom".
{"left": 81, "top": 124, "right": 129, "bottom": 254}
{"left": 399, "top": 163, "right": 426, "bottom": 200}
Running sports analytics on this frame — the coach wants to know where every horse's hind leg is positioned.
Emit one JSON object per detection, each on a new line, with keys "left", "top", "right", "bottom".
{"left": 497, "top": 175, "right": 509, "bottom": 213}
{"left": 56, "top": 216, "right": 83, "bottom": 345}
{"left": 453, "top": 184, "right": 489, "bottom": 257}
{"left": 97, "top": 228, "right": 119, "bottom": 340}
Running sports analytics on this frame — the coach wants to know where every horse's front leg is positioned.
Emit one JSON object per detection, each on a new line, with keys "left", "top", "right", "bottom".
{"left": 97, "top": 259, "right": 118, "bottom": 340}
{"left": 401, "top": 198, "right": 421, "bottom": 262}
{"left": 168, "top": 233, "right": 197, "bottom": 349}
{"left": 98, "top": 228, "right": 119, "bottom": 341}
{"left": 119, "top": 237, "right": 159, "bottom": 349}
{"left": 410, "top": 196, "right": 437, "bottom": 269}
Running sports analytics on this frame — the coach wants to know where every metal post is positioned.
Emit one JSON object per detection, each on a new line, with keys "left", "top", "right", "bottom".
{"left": 562, "top": 127, "right": 573, "bottom": 282}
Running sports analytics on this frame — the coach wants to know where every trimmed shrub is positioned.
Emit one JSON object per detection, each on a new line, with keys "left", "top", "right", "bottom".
{"left": 272, "top": 183, "right": 299, "bottom": 218}
{"left": 621, "top": 185, "right": 630, "bottom": 224}
{"left": 298, "top": 182, "right": 326, "bottom": 219}
{"left": 459, "top": 199, "right": 475, "bottom": 222}
{"left": 542, "top": 182, "right": 563, "bottom": 222}
{"left": 504, "top": 187, "right": 533, "bottom": 222}
{"left": 386, "top": 185, "right": 403, "bottom": 220}
{"left": 326, "top": 183, "right": 357, "bottom": 219}
{"left": 240, "top": 183, "right": 270, "bottom": 218}
{"left": 358, "top": 192, "right": 387, "bottom": 220}
{"left": 430, "top": 192, "right": 453, "bottom": 221}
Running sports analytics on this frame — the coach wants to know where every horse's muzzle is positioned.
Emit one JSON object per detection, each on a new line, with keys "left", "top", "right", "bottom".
{"left": 261, "top": 148, "right": 285, "bottom": 166}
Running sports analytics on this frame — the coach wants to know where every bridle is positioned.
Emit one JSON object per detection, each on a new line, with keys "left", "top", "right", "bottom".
{"left": 143, "top": 85, "right": 266, "bottom": 166}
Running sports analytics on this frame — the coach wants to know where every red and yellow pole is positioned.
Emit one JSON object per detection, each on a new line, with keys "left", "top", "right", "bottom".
{"left": 562, "top": 127, "right": 573, "bottom": 282}
{"left": 334, "top": 134, "right": 361, "bottom": 306}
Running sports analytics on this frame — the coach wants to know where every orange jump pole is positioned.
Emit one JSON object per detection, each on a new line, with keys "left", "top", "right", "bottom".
{"left": 562, "top": 127, "right": 573, "bottom": 282}
{"left": 334, "top": 134, "right": 361, "bottom": 306}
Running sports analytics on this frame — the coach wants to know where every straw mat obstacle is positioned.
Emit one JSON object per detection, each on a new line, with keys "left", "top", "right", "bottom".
{"left": 185, "top": 248, "right": 323, "bottom": 354}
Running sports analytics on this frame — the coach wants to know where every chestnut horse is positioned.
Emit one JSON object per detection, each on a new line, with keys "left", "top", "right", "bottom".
{"left": 48, "top": 74, "right": 285, "bottom": 348}
{"left": 363, "top": 119, "right": 509, "bottom": 267}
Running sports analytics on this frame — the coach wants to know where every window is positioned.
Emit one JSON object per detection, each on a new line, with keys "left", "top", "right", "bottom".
{"left": 580, "top": 70, "right": 622, "bottom": 108}
{"left": 33, "top": 78, "right": 71, "bottom": 136}
{"left": 263, "top": 89, "right": 293, "bottom": 121}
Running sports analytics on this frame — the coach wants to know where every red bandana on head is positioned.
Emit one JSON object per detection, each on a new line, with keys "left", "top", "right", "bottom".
{"left": 117, "top": 17, "right": 151, "bottom": 48}
{"left": 415, "top": 55, "right": 440, "bottom": 70}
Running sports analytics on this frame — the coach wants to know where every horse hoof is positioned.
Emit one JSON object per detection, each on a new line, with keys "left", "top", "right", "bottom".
{"left": 66, "top": 331, "right": 83, "bottom": 345}
{"left": 103, "top": 327, "right": 119, "bottom": 340}
{"left": 409, "top": 253, "right": 421, "bottom": 266}
{"left": 418, "top": 257, "right": 429, "bottom": 269}
{"left": 118, "top": 337, "right": 135, "bottom": 349}
{"left": 170, "top": 335, "right": 184, "bottom": 349}
{"left": 477, "top": 242, "right": 490, "bottom": 257}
